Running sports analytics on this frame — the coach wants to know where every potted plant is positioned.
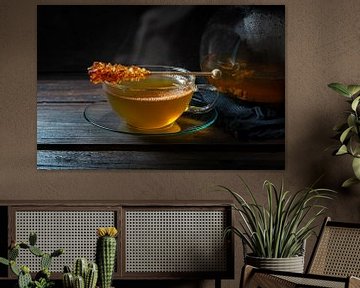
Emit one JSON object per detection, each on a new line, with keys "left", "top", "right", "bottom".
{"left": 221, "top": 179, "right": 335, "bottom": 273}
{"left": 0, "top": 232, "right": 64, "bottom": 288}
{"left": 62, "top": 258, "right": 98, "bottom": 288}
{"left": 328, "top": 83, "right": 360, "bottom": 187}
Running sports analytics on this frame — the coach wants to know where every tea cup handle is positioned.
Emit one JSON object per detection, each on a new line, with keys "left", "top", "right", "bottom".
{"left": 186, "top": 84, "right": 219, "bottom": 114}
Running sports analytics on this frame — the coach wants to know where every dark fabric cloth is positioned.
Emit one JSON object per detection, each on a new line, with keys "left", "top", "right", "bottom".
{"left": 198, "top": 86, "right": 285, "bottom": 140}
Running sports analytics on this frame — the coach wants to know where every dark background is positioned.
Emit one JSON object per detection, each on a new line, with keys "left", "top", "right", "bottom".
{"left": 37, "top": 5, "right": 223, "bottom": 76}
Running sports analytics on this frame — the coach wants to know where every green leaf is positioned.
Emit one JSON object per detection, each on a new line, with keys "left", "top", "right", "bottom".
{"left": 351, "top": 96, "right": 360, "bottom": 111}
{"left": 340, "top": 126, "right": 353, "bottom": 143}
{"left": 347, "top": 85, "right": 360, "bottom": 97}
{"left": 328, "top": 83, "right": 351, "bottom": 97}
{"left": 349, "top": 135, "right": 360, "bottom": 156}
{"left": 0, "top": 257, "right": 9, "bottom": 266}
{"left": 347, "top": 114, "right": 356, "bottom": 128}
{"left": 342, "top": 177, "right": 360, "bottom": 188}
{"left": 352, "top": 157, "right": 360, "bottom": 179}
{"left": 10, "top": 261, "right": 20, "bottom": 276}
{"left": 222, "top": 179, "right": 335, "bottom": 258}
{"left": 336, "top": 144, "right": 348, "bottom": 155}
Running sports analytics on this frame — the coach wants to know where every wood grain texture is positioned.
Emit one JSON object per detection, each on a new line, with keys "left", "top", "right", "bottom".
{"left": 37, "top": 80, "right": 284, "bottom": 169}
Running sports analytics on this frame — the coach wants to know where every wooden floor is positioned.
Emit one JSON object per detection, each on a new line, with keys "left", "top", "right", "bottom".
{"left": 37, "top": 79, "right": 285, "bottom": 170}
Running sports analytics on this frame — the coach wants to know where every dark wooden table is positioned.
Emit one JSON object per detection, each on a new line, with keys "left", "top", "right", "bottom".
{"left": 37, "top": 79, "right": 285, "bottom": 170}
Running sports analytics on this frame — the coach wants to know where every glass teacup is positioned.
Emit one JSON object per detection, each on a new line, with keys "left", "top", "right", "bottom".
{"left": 102, "top": 65, "right": 218, "bottom": 130}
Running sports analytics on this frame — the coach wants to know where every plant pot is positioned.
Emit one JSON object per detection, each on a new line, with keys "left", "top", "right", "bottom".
{"left": 245, "top": 254, "right": 305, "bottom": 273}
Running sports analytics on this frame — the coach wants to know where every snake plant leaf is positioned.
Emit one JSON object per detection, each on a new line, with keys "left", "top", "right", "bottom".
{"left": 347, "top": 85, "right": 360, "bottom": 97}
{"left": 352, "top": 157, "right": 360, "bottom": 179}
{"left": 336, "top": 145, "right": 348, "bottom": 155}
{"left": 328, "top": 83, "right": 351, "bottom": 97}
{"left": 351, "top": 96, "right": 360, "bottom": 111}
{"left": 342, "top": 177, "right": 360, "bottom": 188}
{"left": 340, "top": 126, "right": 353, "bottom": 143}
{"left": 222, "top": 180, "right": 335, "bottom": 258}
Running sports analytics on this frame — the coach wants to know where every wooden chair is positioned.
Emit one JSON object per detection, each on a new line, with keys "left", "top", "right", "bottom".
{"left": 241, "top": 217, "right": 360, "bottom": 288}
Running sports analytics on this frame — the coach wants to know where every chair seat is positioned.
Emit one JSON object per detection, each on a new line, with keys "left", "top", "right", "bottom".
{"left": 277, "top": 274, "right": 346, "bottom": 288}
{"left": 243, "top": 265, "right": 360, "bottom": 288}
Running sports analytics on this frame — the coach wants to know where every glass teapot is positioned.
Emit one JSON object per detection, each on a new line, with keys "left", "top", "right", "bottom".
{"left": 200, "top": 6, "right": 285, "bottom": 104}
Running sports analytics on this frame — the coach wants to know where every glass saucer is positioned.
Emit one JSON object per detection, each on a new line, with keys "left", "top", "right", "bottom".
{"left": 83, "top": 100, "right": 218, "bottom": 136}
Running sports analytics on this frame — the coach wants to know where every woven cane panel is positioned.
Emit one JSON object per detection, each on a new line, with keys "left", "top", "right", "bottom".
{"left": 125, "top": 210, "right": 227, "bottom": 273}
{"left": 310, "top": 226, "right": 360, "bottom": 277}
{"left": 15, "top": 211, "right": 115, "bottom": 272}
{"left": 276, "top": 275, "right": 345, "bottom": 288}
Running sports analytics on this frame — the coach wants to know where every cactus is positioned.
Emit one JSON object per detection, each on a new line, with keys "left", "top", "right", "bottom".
{"left": 85, "top": 263, "right": 98, "bottom": 288}
{"left": 41, "top": 253, "right": 52, "bottom": 270}
{"left": 51, "top": 248, "right": 64, "bottom": 258}
{"left": 29, "top": 245, "right": 44, "bottom": 257}
{"left": 35, "top": 268, "right": 51, "bottom": 281}
{"left": 63, "top": 260, "right": 98, "bottom": 288}
{"left": 64, "top": 265, "right": 72, "bottom": 273}
{"left": 74, "top": 258, "right": 88, "bottom": 279}
{"left": 0, "top": 232, "right": 64, "bottom": 288}
{"left": 29, "top": 232, "right": 37, "bottom": 246}
{"left": 19, "top": 243, "right": 30, "bottom": 249}
{"left": 18, "top": 266, "right": 32, "bottom": 288}
{"left": 74, "top": 275, "right": 85, "bottom": 288}
{"left": 9, "top": 246, "right": 19, "bottom": 260}
{"left": 62, "top": 266, "right": 74, "bottom": 288}
{"left": 63, "top": 274, "right": 74, "bottom": 288}
{"left": 63, "top": 272, "right": 74, "bottom": 288}
{"left": 18, "top": 269, "right": 32, "bottom": 288}
{"left": 96, "top": 227, "right": 118, "bottom": 288}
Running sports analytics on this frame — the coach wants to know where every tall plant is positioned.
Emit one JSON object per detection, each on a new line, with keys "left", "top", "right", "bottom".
{"left": 222, "top": 179, "right": 335, "bottom": 258}
{"left": 328, "top": 83, "right": 360, "bottom": 187}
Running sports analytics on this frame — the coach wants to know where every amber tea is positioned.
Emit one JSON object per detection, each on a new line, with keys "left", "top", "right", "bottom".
{"left": 202, "top": 57, "right": 285, "bottom": 104}
{"left": 104, "top": 75, "right": 194, "bottom": 129}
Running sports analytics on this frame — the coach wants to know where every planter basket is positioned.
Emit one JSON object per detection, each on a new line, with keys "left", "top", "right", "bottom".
{"left": 245, "top": 254, "right": 304, "bottom": 273}
{"left": 243, "top": 241, "right": 305, "bottom": 273}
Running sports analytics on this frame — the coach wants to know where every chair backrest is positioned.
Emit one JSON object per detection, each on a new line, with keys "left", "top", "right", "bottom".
{"left": 307, "top": 217, "right": 360, "bottom": 277}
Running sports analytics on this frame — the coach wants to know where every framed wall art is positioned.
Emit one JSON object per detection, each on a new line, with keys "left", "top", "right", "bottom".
{"left": 37, "top": 5, "right": 285, "bottom": 170}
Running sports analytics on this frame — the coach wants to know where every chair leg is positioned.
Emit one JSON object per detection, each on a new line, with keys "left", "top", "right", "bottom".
{"left": 240, "top": 265, "right": 255, "bottom": 288}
